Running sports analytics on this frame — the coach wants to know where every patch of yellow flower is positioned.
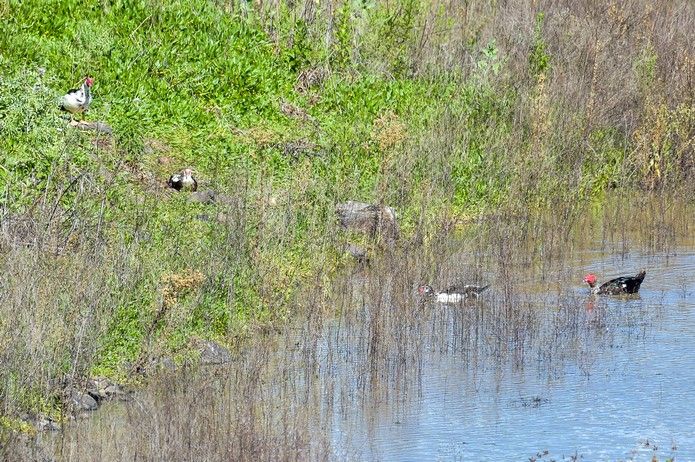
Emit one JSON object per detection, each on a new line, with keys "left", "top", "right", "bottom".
{"left": 161, "top": 270, "right": 205, "bottom": 308}
{"left": 372, "top": 111, "right": 407, "bottom": 151}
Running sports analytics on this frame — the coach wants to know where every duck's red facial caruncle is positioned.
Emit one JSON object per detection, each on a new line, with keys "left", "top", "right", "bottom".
{"left": 417, "top": 285, "right": 433, "bottom": 295}
{"left": 583, "top": 274, "right": 597, "bottom": 286}
{"left": 85, "top": 77, "right": 94, "bottom": 87}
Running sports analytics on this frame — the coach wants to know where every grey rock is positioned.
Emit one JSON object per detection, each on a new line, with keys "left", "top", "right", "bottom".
{"left": 74, "top": 120, "right": 113, "bottom": 135}
{"left": 188, "top": 189, "right": 217, "bottom": 204}
{"left": 86, "top": 377, "right": 127, "bottom": 402}
{"left": 336, "top": 201, "right": 399, "bottom": 243}
{"left": 35, "top": 415, "right": 60, "bottom": 432}
{"left": 199, "top": 340, "right": 231, "bottom": 365}
{"left": 188, "top": 190, "right": 236, "bottom": 207}
{"left": 345, "top": 243, "right": 369, "bottom": 265}
{"left": 69, "top": 390, "right": 98, "bottom": 411}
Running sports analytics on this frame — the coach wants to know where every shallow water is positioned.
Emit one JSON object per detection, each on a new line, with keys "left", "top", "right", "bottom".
{"left": 40, "top": 204, "right": 695, "bottom": 461}
{"left": 334, "top": 250, "right": 695, "bottom": 461}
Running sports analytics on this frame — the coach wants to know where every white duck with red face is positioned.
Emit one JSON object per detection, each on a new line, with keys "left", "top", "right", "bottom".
{"left": 61, "top": 77, "right": 94, "bottom": 116}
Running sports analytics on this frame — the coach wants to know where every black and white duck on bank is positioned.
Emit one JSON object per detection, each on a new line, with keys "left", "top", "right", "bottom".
{"left": 167, "top": 168, "right": 198, "bottom": 192}
{"left": 60, "top": 77, "right": 93, "bottom": 123}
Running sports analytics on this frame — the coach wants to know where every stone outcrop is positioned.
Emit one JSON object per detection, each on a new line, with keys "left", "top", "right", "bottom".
{"left": 69, "top": 390, "right": 98, "bottom": 412}
{"left": 336, "top": 201, "right": 399, "bottom": 244}
{"left": 344, "top": 243, "right": 369, "bottom": 265}
{"left": 86, "top": 377, "right": 128, "bottom": 403}
{"left": 73, "top": 120, "right": 113, "bottom": 135}
{"left": 188, "top": 189, "right": 235, "bottom": 206}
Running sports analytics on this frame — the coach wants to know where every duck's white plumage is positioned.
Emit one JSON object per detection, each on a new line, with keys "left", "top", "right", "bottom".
{"left": 61, "top": 78, "right": 93, "bottom": 114}
{"left": 418, "top": 284, "right": 490, "bottom": 304}
{"left": 436, "top": 292, "right": 464, "bottom": 303}
{"left": 167, "top": 168, "right": 198, "bottom": 191}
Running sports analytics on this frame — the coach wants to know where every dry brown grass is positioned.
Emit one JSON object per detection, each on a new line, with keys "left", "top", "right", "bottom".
{"left": 371, "top": 111, "right": 408, "bottom": 152}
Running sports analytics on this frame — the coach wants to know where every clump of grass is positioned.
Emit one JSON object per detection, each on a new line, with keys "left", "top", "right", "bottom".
{"left": 371, "top": 111, "right": 408, "bottom": 152}
{"left": 161, "top": 270, "right": 205, "bottom": 310}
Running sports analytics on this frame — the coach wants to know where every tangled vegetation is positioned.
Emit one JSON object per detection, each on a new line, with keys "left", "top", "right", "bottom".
{"left": 0, "top": 0, "right": 693, "bottom": 440}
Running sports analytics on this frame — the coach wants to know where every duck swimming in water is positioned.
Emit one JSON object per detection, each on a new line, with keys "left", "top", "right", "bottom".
{"left": 417, "top": 284, "right": 490, "bottom": 303}
{"left": 583, "top": 270, "right": 646, "bottom": 295}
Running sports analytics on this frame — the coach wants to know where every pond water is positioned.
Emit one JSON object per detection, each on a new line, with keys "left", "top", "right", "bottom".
{"left": 333, "top": 251, "right": 695, "bottom": 461}
{"left": 40, "top": 204, "right": 695, "bottom": 461}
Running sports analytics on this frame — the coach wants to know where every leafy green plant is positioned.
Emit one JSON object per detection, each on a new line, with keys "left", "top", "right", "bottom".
{"left": 529, "top": 12, "right": 550, "bottom": 77}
